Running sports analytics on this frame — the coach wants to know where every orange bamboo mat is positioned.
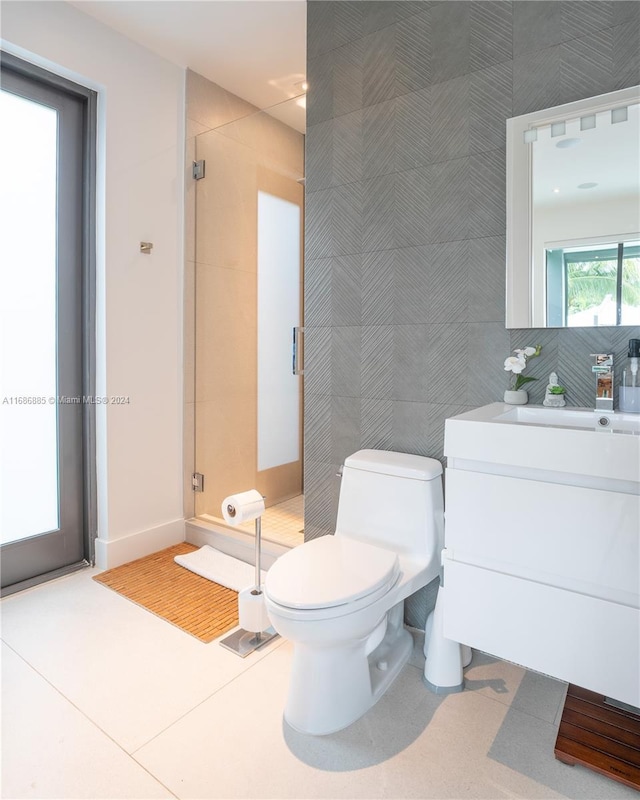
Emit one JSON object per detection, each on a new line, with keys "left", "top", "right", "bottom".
{"left": 93, "top": 543, "right": 238, "bottom": 643}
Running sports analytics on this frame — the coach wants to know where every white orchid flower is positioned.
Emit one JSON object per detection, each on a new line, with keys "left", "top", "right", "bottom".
{"left": 514, "top": 346, "right": 537, "bottom": 358}
{"left": 504, "top": 356, "right": 526, "bottom": 373}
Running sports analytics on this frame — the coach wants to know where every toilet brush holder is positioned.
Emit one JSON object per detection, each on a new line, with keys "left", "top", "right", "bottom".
{"left": 423, "top": 582, "right": 470, "bottom": 694}
{"left": 219, "top": 506, "right": 278, "bottom": 658}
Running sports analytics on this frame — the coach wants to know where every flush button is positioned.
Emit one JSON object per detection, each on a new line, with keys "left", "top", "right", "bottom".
{"left": 377, "top": 660, "right": 388, "bottom": 671}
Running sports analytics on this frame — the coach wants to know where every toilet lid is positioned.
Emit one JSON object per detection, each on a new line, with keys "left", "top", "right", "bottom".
{"left": 265, "top": 536, "right": 399, "bottom": 610}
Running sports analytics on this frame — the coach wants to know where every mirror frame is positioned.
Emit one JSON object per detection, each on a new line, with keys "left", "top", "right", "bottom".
{"left": 505, "top": 85, "right": 640, "bottom": 329}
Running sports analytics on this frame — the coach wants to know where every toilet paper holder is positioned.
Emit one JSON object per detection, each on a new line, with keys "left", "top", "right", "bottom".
{"left": 219, "top": 494, "right": 278, "bottom": 658}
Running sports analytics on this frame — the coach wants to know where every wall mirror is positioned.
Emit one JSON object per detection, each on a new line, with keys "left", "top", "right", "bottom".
{"left": 506, "top": 85, "right": 640, "bottom": 329}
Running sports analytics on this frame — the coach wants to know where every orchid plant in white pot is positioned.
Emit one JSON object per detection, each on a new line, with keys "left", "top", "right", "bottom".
{"left": 503, "top": 345, "right": 542, "bottom": 404}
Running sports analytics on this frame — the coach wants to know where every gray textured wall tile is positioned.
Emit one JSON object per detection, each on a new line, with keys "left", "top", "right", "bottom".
{"left": 361, "top": 1, "right": 397, "bottom": 35}
{"left": 561, "top": 2, "right": 614, "bottom": 40}
{"left": 304, "top": 460, "right": 340, "bottom": 534}
{"left": 395, "top": 167, "right": 431, "bottom": 247}
{"left": 394, "top": 245, "right": 430, "bottom": 325}
{"left": 395, "top": 8, "right": 431, "bottom": 95}
{"left": 560, "top": 29, "right": 614, "bottom": 105}
{"left": 429, "top": 158, "right": 469, "bottom": 243}
{"left": 332, "top": 254, "right": 362, "bottom": 326}
{"left": 396, "top": 87, "right": 431, "bottom": 171}
{"left": 362, "top": 174, "right": 396, "bottom": 252}
{"left": 334, "top": 2, "right": 366, "bottom": 51}
{"left": 362, "top": 325, "right": 395, "bottom": 399}
{"left": 513, "top": 46, "right": 563, "bottom": 116}
{"left": 513, "top": 1, "right": 564, "bottom": 55}
{"left": 305, "top": 187, "right": 332, "bottom": 260}
{"left": 363, "top": 99, "right": 396, "bottom": 179}
{"left": 331, "top": 396, "right": 362, "bottom": 463}
{"left": 468, "top": 236, "right": 506, "bottom": 323}
{"left": 304, "top": 394, "right": 332, "bottom": 463}
{"left": 306, "top": 51, "right": 334, "bottom": 126}
{"left": 428, "top": 240, "right": 469, "bottom": 324}
{"left": 305, "top": 120, "right": 333, "bottom": 192}
{"left": 363, "top": 26, "right": 397, "bottom": 107}
{"left": 305, "top": 257, "right": 332, "bottom": 326}
{"left": 430, "top": 1, "right": 470, "bottom": 83}
{"left": 392, "top": 400, "right": 432, "bottom": 457}
{"left": 613, "top": 19, "right": 640, "bottom": 90}
{"left": 307, "top": 2, "right": 335, "bottom": 60}
{"left": 470, "top": 61, "right": 512, "bottom": 154}
{"left": 334, "top": 39, "right": 364, "bottom": 118}
{"left": 393, "top": 324, "right": 431, "bottom": 402}
{"left": 361, "top": 398, "right": 394, "bottom": 449}
{"left": 333, "top": 182, "right": 363, "bottom": 255}
{"left": 425, "top": 323, "right": 468, "bottom": 404}
{"left": 362, "top": 249, "right": 394, "bottom": 324}
{"left": 469, "top": 149, "right": 505, "bottom": 239}
{"left": 304, "top": 327, "right": 332, "bottom": 398}
{"left": 332, "top": 326, "right": 362, "bottom": 397}
{"left": 430, "top": 75, "right": 469, "bottom": 163}
{"left": 613, "top": 1, "right": 640, "bottom": 26}
{"left": 470, "top": 1, "right": 513, "bottom": 72}
{"left": 333, "top": 110, "right": 363, "bottom": 186}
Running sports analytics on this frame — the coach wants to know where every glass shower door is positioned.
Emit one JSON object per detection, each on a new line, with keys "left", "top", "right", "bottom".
{"left": 192, "top": 101, "right": 304, "bottom": 535}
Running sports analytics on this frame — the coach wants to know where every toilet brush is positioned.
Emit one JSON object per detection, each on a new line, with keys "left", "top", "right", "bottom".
{"left": 423, "top": 579, "right": 470, "bottom": 694}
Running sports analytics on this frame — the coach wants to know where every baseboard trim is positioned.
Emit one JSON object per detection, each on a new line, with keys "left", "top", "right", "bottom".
{"left": 95, "top": 519, "right": 185, "bottom": 569}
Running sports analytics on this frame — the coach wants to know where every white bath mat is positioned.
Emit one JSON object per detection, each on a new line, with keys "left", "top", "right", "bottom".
{"left": 174, "top": 545, "right": 266, "bottom": 592}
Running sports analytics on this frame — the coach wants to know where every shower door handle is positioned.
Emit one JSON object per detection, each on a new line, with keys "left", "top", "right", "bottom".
{"left": 292, "top": 326, "right": 305, "bottom": 375}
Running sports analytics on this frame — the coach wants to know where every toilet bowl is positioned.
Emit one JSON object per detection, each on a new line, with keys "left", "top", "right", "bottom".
{"left": 264, "top": 449, "right": 444, "bottom": 735}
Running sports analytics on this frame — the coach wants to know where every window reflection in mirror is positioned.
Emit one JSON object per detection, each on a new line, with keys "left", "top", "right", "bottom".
{"left": 545, "top": 240, "right": 640, "bottom": 327}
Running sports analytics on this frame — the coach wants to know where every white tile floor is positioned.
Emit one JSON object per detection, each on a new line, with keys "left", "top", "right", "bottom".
{"left": 1, "top": 567, "right": 636, "bottom": 800}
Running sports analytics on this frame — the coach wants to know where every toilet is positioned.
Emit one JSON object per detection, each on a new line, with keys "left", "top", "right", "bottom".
{"left": 264, "top": 449, "right": 444, "bottom": 735}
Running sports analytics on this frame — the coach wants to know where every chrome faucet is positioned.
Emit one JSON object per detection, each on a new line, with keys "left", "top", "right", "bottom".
{"left": 591, "top": 353, "right": 614, "bottom": 411}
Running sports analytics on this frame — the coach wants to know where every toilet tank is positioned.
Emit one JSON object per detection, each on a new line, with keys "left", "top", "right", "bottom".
{"left": 335, "top": 450, "right": 444, "bottom": 560}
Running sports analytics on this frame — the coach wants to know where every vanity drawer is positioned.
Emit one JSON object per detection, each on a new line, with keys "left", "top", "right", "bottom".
{"left": 445, "top": 468, "right": 640, "bottom": 605}
{"left": 443, "top": 558, "right": 640, "bottom": 708}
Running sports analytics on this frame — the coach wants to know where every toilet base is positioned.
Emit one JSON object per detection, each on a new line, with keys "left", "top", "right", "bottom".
{"left": 284, "top": 603, "right": 412, "bottom": 735}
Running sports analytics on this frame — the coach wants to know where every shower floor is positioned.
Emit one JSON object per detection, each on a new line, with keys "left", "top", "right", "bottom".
{"left": 201, "top": 495, "right": 304, "bottom": 548}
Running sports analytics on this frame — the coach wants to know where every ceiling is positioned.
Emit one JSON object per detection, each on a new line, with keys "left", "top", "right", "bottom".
{"left": 69, "top": 0, "right": 307, "bottom": 131}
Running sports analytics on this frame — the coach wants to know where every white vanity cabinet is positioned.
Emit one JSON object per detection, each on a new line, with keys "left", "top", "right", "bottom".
{"left": 442, "top": 404, "right": 640, "bottom": 708}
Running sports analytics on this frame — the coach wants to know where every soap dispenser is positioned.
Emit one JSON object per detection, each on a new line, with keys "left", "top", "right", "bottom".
{"left": 620, "top": 339, "right": 640, "bottom": 413}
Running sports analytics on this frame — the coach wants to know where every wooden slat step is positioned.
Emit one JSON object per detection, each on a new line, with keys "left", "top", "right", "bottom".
{"left": 561, "top": 707, "right": 640, "bottom": 751}
{"left": 555, "top": 737, "right": 640, "bottom": 791}
{"left": 558, "top": 720, "right": 640, "bottom": 767}
{"left": 555, "top": 685, "right": 640, "bottom": 792}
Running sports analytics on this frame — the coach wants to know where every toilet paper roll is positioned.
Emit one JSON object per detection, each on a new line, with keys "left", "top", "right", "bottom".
{"left": 221, "top": 489, "right": 265, "bottom": 526}
{"left": 238, "top": 586, "right": 271, "bottom": 633}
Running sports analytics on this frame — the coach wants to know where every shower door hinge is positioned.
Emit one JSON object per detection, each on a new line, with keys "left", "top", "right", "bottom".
{"left": 192, "top": 160, "right": 205, "bottom": 180}
{"left": 192, "top": 472, "right": 204, "bottom": 492}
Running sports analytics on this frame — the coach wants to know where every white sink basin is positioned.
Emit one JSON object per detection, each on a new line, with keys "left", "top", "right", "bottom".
{"left": 445, "top": 403, "right": 640, "bottom": 485}
{"left": 493, "top": 404, "right": 640, "bottom": 434}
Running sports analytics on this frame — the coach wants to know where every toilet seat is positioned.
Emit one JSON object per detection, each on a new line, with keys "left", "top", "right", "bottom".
{"left": 265, "top": 535, "right": 399, "bottom": 611}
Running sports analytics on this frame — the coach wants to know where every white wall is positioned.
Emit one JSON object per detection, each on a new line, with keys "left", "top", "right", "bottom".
{"left": 1, "top": 1, "right": 186, "bottom": 567}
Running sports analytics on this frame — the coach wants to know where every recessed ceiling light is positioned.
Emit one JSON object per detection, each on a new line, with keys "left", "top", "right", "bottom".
{"left": 577, "top": 182, "right": 598, "bottom": 189}
{"left": 556, "top": 138, "right": 581, "bottom": 149}
{"left": 553, "top": 188, "right": 560, "bottom": 193}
